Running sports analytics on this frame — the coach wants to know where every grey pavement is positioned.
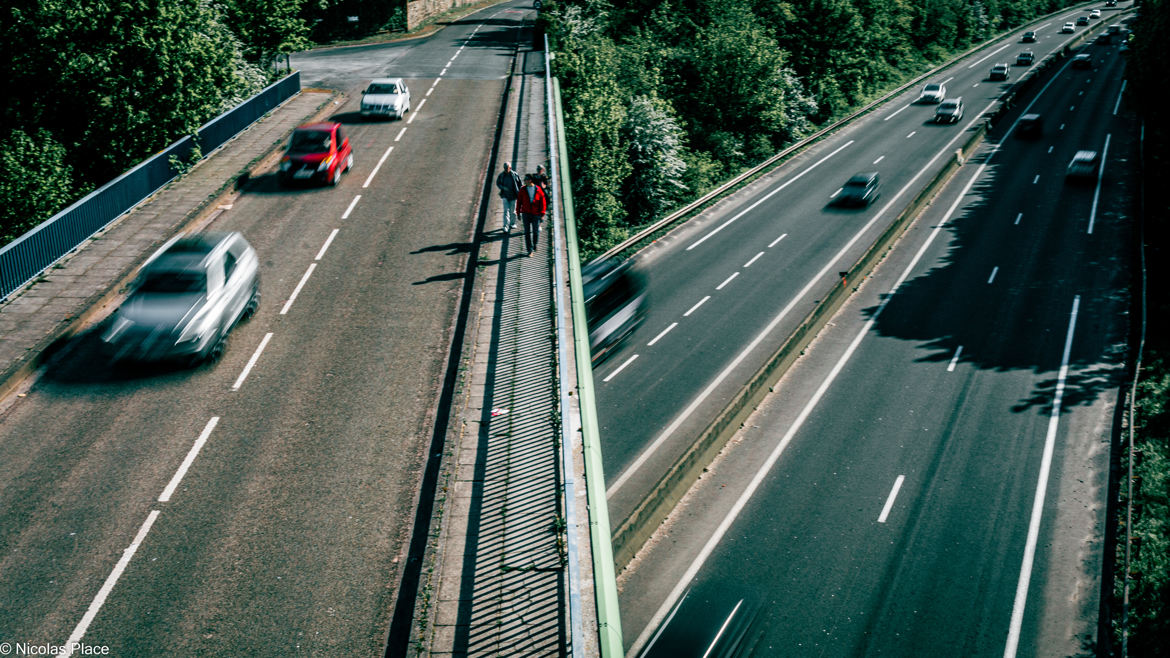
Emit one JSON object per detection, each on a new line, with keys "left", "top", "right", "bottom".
{"left": 0, "top": 90, "right": 336, "bottom": 404}
{"left": 410, "top": 44, "right": 581, "bottom": 656}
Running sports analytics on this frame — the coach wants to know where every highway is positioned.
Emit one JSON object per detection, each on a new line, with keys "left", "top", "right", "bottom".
{"left": 595, "top": 0, "right": 1132, "bottom": 547}
{"left": 619, "top": 9, "right": 1134, "bottom": 657}
{"left": 0, "top": 3, "right": 530, "bottom": 655}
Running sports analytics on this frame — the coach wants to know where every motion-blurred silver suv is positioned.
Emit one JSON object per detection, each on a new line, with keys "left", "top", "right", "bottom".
{"left": 102, "top": 232, "right": 260, "bottom": 365}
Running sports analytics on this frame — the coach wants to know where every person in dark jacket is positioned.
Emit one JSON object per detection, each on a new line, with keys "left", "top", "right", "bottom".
{"left": 532, "top": 165, "right": 551, "bottom": 211}
{"left": 516, "top": 174, "right": 547, "bottom": 255}
{"left": 495, "top": 162, "right": 522, "bottom": 232}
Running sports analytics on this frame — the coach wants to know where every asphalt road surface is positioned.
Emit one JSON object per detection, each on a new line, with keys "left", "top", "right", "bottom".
{"left": 620, "top": 15, "right": 1133, "bottom": 658}
{"left": 0, "top": 2, "right": 530, "bottom": 655}
{"left": 594, "top": 2, "right": 1134, "bottom": 533}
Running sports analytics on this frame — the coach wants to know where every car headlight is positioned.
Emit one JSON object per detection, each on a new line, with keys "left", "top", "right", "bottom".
{"left": 317, "top": 154, "right": 335, "bottom": 172}
{"left": 280, "top": 157, "right": 292, "bottom": 171}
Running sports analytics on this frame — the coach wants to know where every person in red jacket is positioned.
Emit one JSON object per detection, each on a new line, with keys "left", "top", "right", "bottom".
{"left": 516, "top": 174, "right": 548, "bottom": 256}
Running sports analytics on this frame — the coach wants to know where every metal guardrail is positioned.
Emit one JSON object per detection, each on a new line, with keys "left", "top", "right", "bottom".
{"left": 553, "top": 74, "right": 625, "bottom": 657}
{"left": 0, "top": 72, "right": 301, "bottom": 301}
{"left": 546, "top": 36, "right": 586, "bottom": 658}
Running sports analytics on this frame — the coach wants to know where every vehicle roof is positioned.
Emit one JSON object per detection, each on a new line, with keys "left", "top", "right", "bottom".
{"left": 847, "top": 172, "right": 879, "bottom": 184}
{"left": 940, "top": 98, "right": 962, "bottom": 104}
{"left": 1073, "top": 150, "right": 1098, "bottom": 160}
{"left": 1021, "top": 113, "right": 1041, "bottom": 120}
{"left": 924, "top": 83, "right": 943, "bottom": 89}
{"left": 368, "top": 77, "right": 405, "bottom": 85}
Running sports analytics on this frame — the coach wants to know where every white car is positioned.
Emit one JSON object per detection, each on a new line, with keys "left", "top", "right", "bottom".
{"left": 918, "top": 83, "right": 946, "bottom": 103}
{"left": 1090, "top": 9, "right": 1101, "bottom": 19}
{"left": 361, "top": 78, "right": 411, "bottom": 120}
{"left": 1062, "top": 22, "right": 1076, "bottom": 33}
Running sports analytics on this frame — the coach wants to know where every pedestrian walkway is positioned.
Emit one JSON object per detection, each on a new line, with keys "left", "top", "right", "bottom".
{"left": 409, "top": 43, "right": 581, "bottom": 655}
{"left": 0, "top": 91, "right": 335, "bottom": 402}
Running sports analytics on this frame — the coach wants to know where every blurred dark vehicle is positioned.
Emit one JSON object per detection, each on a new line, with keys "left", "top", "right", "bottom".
{"left": 1017, "top": 113, "right": 1044, "bottom": 138}
{"left": 583, "top": 258, "right": 646, "bottom": 364}
{"left": 101, "top": 232, "right": 260, "bottom": 365}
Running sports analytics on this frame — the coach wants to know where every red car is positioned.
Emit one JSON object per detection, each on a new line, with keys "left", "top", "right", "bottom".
{"left": 279, "top": 122, "right": 353, "bottom": 186}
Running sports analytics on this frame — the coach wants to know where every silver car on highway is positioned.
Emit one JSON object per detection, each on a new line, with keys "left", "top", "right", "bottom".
{"left": 361, "top": 78, "right": 411, "bottom": 120}
{"left": 101, "top": 232, "right": 260, "bottom": 365}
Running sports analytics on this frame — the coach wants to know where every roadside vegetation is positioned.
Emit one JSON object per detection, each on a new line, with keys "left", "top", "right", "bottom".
{"left": 0, "top": 0, "right": 410, "bottom": 246}
{"left": 1114, "top": 1, "right": 1170, "bottom": 654}
{"left": 542, "top": 0, "right": 1083, "bottom": 257}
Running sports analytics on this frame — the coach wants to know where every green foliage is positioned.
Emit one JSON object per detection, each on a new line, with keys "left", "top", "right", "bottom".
{"left": 215, "top": 0, "right": 313, "bottom": 66}
{"left": 623, "top": 95, "right": 688, "bottom": 224}
{"left": 0, "top": 128, "right": 79, "bottom": 243}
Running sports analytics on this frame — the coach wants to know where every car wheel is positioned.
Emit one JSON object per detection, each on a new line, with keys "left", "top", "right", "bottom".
{"left": 346, "top": 154, "right": 354, "bottom": 172}
{"left": 199, "top": 333, "right": 226, "bottom": 366}
{"left": 242, "top": 286, "right": 261, "bottom": 321}
{"left": 331, "top": 164, "right": 343, "bottom": 186}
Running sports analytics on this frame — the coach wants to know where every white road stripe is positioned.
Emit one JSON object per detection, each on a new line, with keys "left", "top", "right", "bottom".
{"left": 647, "top": 323, "right": 678, "bottom": 347}
{"left": 688, "top": 141, "right": 854, "bottom": 250}
{"left": 363, "top": 146, "right": 394, "bottom": 188}
{"left": 342, "top": 194, "right": 361, "bottom": 219}
{"left": 1032, "top": 175, "right": 1040, "bottom": 184}
{"left": 1015, "top": 212, "right": 1023, "bottom": 225}
{"left": 1003, "top": 296, "right": 1081, "bottom": 658}
{"left": 884, "top": 104, "right": 911, "bottom": 121}
{"left": 877, "top": 475, "right": 905, "bottom": 523}
{"left": 744, "top": 252, "right": 765, "bottom": 268}
{"left": 603, "top": 354, "right": 639, "bottom": 382}
{"left": 427, "top": 87, "right": 434, "bottom": 96}
{"left": 684, "top": 296, "right": 710, "bottom": 317}
{"left": 232, "top": 332, "right": 274, "bottom": 390}
{"left": 315, "top": 229, "right": 339, "bottom": 260}
{"left": 768, "top": 234, "right": 788, "bottom": 248}
{"left": 1087, "top": 134, "right": 1110, "bottom": 235}
{"left": 988, "top": 266, "right": 999, "bottom": 284}
{"left": 947, "top": 345, "right": 963, "bottom": 372}
{"left": 408, "top": 98, "right": 426, "bottom": 124}
{"left": 395, "top": 128, "right": 407, "bottom": 142}
{"left": 280, "top": 264, "right": 316, "bottom": 315}
{"left": 716, "top": 272, "right": 738, "bottom": 290}
{"left": 61, "top": 510, "right": 161, "bottom": 656}
{"left": 907, "top": 131, "right": 917, "bottom": 139}
{"left": 159, "top": 417, "right": 219, "bottom": 502}
{"left": 873, "top": 155, "right": 885, "bottom": 165}
{"left": 968, "top": 42, "right": 1012, "bottom": 68}
{"left": 1114, "top": 80, "right": 1126, "bottom": 115}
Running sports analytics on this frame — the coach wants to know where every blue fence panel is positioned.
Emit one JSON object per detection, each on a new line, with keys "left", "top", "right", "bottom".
{"left": 0, "top": 72, "right": 301, "bottom": 301}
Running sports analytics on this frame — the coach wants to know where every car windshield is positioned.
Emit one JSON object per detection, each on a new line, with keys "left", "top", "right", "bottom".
{"left": 940, "top": 102, "right": 958, "bottom": 109}
{"left": 289, "top": 130, "right": 331, "bottom": 153}
{"left": 368, "top": 84, "right": 400, "bottom": 94}
{"left": 138, "top": 270, "right": 207, "bottom": 294}
{"left": 925, "top": 85, "right": 941, "bottom": 92}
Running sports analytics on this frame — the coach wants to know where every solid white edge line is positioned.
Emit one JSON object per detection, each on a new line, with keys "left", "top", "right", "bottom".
{"left": 744, "top": 251, "right": 765, "bottom": 268}
{"left": 232, "top": 332, "right": 274, "bottom": 390}
{"left": 684, "top": 296, "right": 710, "bottom": 317}
{"left": 61, "top": 510, "right": 161, "bottom": 656}
{"left": 877, "top": 475, "right": 906, "bottom": 523}
{"left": 1003, "top": 295, "right": 1081, "bottom": 658}
{"left": 947, "top": 345, "right": 964, "bottom": 372}
{"left": 701, "top": 599, "right": 745, "bottom": 658}
{"left": 342, "top": 194, "right": 361, "bottom": 219}
{"left": 687, "top": 140, "right": 854, "bottom": 250}
{"left": 159, "top": 417, "right": 219, "bottom": 502}
{"left": 315, "top": 229, "right": 339, "bottom": 261}
{"left": 647, "top": 323, "right": 678, "bottom": 347}
{"left": 280, "top": 264, "right": 316, "bottom": 315}
{"left": 716, "top": 272, "right": 738, "bottom": 290}
{"left": 395, "top": 128, "right": 407, "bottom": 142}
{"left": 612, "top": 96, "right": 1001, "bottom": 500}
{"left": 603, "top": 354, "right": 639, "bottom": 383}
{"left": 1087, "top": 134, "right": 1110, "bottom": 235}
{"left": 640, "top": 589, "right": 691, "bottom": 656}
{"left": 768, "top": 233, "right": 788, "bottom": 248}
{"left": 363, "top": 146, "right": 395, "bottom": 188}
{"left": 627, "top": 147, "right": 991, "bottom": 658}
{"left": 1113, "top": 80, "right": 1126, "bottom": 115}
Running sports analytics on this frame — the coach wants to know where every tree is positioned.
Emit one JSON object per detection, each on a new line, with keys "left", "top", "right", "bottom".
{"left": 623, "top": 95, "right": 688, "bottom": 224}
{"left": 216, "top": 0, "right": 312, "bottom": 67}
{"left": 0, "top": 128, "right": 78, "bottom": 243}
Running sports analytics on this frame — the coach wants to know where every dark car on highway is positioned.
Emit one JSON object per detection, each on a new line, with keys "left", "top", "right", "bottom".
{"left": 101, "top": 232, "right": 260, "bottom": 365}
{"left": 934, "top": 98, "right": 964, "bottom": 124}
{"left": 837, "top": 172, "right": 881, "bottom": 207}
{"left": 1017, "top": 113, "right": 1043, "bottom": 138}
{"left": 1022, "top": 31, "right": 1037, "bottom": 42}
{"left": 1016, "top": 50, "right": 1034, "bottom": 65}
{"left": 1076, "top": 15, "right": 1090, "bottom": 26}
{"left": 584, "top": 258, "right": 647, "bottom": 364}
{"left": 1072, "top": 53, "right": 1093, "bottom": 69}
{"left": 279, "top": 122, "right": 353, "bottom": 186}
